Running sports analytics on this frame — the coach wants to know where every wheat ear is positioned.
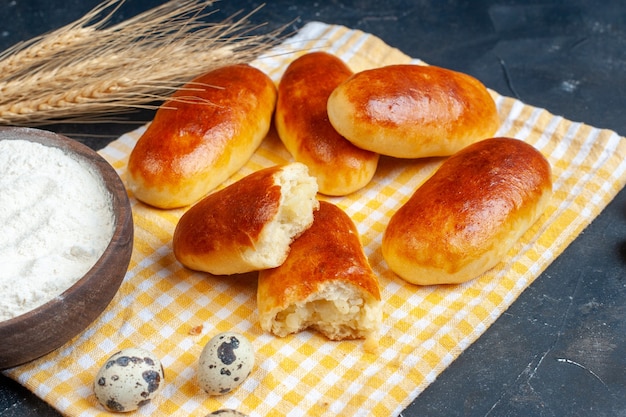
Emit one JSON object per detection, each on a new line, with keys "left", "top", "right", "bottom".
{"left": 0, "top": 0, "right": 285, "bottom": 127}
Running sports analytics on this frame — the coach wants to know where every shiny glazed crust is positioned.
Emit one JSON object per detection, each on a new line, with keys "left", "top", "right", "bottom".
{"left": 382, "top": 137, "right": 553, "bottom": 285}
{"left": 173, "top": 162, "right": 319, "bottom": 275}
{"left": 327, "top": 64, "right": 500, "bottom": 158}
{"left": 126, "top": 64, "right": 277, "bottom": 209}
{"left": 258, "top": 201, "right": 382, "bottom": 341}
{"left": 275, "top": 52, "right": 379, "bottom": 196}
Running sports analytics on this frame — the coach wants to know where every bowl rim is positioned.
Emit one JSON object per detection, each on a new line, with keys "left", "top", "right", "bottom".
{"left": 0, "top": 126, "right": 133, "bottom": 367}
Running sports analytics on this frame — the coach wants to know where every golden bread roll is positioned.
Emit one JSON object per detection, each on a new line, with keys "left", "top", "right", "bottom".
{"left": 127, "top": 64, "right": 277, "bottom": 209}
{"left": 258, "top": 201, "right": 382, "bottom": 341}
{"left": 173, "top": 162, "right": 319, "bottom": 275}
{"left": 275, "top": 52, "right": 379, "bottom": 196}
{"left": 382, "top": 137, "right": 552, "bottom": 285}
{"left": 327, "top": 64, "right": 500, "bottom": 158}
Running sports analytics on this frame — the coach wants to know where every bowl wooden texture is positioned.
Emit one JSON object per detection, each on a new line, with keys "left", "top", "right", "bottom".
{"left": 0, "top": 127, "right": 133, "bottom": 369}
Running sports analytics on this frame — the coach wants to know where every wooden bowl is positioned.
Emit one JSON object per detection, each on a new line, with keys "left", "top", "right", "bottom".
{"left": 0, "top": 127, "right": 133, "bottom": 369}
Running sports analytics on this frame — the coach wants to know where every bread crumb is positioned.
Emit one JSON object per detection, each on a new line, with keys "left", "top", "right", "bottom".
{"left": 188, "top": 324, "right": 203, "bottom": 336}
{"left": 363, "top": 334, "right": 379, "bottom": 354}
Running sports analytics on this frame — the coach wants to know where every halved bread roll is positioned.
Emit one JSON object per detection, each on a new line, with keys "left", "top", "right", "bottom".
{"left": 173, "top": 162, "right": 319, "bottom": 275}
{"left": 258, "top": 201, "right": 382, "bottom": 342}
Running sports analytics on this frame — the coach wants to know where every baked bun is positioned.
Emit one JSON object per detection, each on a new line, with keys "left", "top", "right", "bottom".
{"left": 258, "top": 201, "right": 382, "bottom": 341}
{"left": 382, "top": 137, "right": 552, "bottom": 285}
{"left": 327, "top": 64, "right": 500, "bottom": 158}
{"left": 127, "top": 64, "right": 277, "bottom": 209}
{"left": 173, "top": 162, "right": 319, "bottom": 275}
{"left": 275, "top": 52, "right": 379, "bottom": 196}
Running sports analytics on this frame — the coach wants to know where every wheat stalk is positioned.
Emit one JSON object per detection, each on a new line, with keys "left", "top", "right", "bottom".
{"left": 0, "top": 0, "right": 285, "bottom": 126}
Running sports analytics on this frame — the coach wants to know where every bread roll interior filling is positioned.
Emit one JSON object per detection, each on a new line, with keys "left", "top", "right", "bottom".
{"left": 243, "top": 164, "right": 319, "bottom": 267}
{"left": 272, "top": 282, "right": 381, "bottom": 340}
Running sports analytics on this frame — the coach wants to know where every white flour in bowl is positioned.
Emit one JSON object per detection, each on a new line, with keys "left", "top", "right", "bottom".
{"left": 0, "top": 139, "right": 115, "bottom": 321}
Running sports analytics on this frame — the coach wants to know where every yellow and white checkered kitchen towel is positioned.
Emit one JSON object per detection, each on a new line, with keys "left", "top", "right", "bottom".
{"left": 5, "top": 22, "right": 626, "bottom": 417}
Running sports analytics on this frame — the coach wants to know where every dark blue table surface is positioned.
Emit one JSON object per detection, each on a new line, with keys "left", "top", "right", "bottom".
{"left": 1, "top": 1, "right": 625, "bottom": 416}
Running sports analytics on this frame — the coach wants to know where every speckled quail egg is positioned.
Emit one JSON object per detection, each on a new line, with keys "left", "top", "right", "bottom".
{"left": 206, "top": 409, "right": 249, "bottom": 417}
{"left": 93, "top": 348, "right": 165, "bottom": 412}
{"left": 197, "top": 332, "right": 255, "bottom": 395}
